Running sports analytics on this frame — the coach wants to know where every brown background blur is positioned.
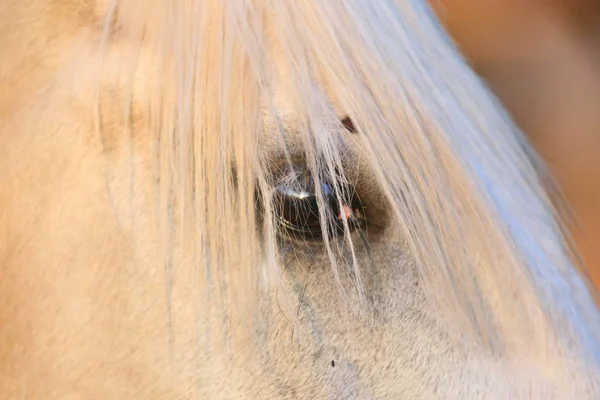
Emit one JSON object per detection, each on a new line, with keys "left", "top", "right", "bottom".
{"left": 430, "top": 0, "right": 600, "bottom": 293}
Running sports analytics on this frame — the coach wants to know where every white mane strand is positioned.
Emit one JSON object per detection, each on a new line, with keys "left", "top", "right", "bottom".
{"left": 105, "top": 0, "right": 600, "bottom": 362}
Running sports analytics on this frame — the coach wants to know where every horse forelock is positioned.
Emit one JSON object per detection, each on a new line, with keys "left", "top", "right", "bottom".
{"left": 99, "top": 0, "right": 600, "bottom": 369}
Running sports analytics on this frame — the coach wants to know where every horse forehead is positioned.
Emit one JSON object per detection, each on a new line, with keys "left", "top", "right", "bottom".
{"left": 258, "top": 80, "right": 352, "bottom": 158}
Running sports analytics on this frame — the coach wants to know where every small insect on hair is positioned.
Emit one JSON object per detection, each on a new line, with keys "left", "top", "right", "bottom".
{"left": 341, "top": 116, "right": 357, "bottom": 134}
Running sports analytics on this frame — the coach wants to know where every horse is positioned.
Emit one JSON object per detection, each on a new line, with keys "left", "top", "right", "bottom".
{"left": 1, "top": 0, "right": 599, "bottom": 398}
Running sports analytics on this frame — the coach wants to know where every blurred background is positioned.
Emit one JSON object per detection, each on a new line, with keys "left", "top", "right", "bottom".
{"left": 430, "top": 0, "right": 600, "bottom": 293}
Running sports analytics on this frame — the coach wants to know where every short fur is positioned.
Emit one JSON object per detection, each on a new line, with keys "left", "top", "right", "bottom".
{"left": 1, "top": 0, "right": 599, "bottom": 398}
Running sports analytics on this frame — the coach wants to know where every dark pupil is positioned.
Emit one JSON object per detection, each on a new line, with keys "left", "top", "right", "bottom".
{"left": 275, "top": 178, "right": 362, "bottom": 239}
{"left": 278, "top": 188, "right": 327, "bottom": 235}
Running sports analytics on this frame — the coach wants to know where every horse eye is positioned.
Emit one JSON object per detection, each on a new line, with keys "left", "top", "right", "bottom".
{"left": 274, "top": 171, "right": 366, "bottom": 240}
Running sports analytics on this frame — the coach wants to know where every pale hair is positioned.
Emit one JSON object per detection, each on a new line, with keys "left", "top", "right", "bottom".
{"left": 98, "top": 0, "right": 600, "bottom": 361}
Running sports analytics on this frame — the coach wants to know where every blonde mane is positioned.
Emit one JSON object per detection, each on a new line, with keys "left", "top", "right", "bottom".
{"left": 2, "top": 0, "right": 599, "bottom": 397}
{"left": 100, "top": 0, "right": 599, "bottom": 352}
